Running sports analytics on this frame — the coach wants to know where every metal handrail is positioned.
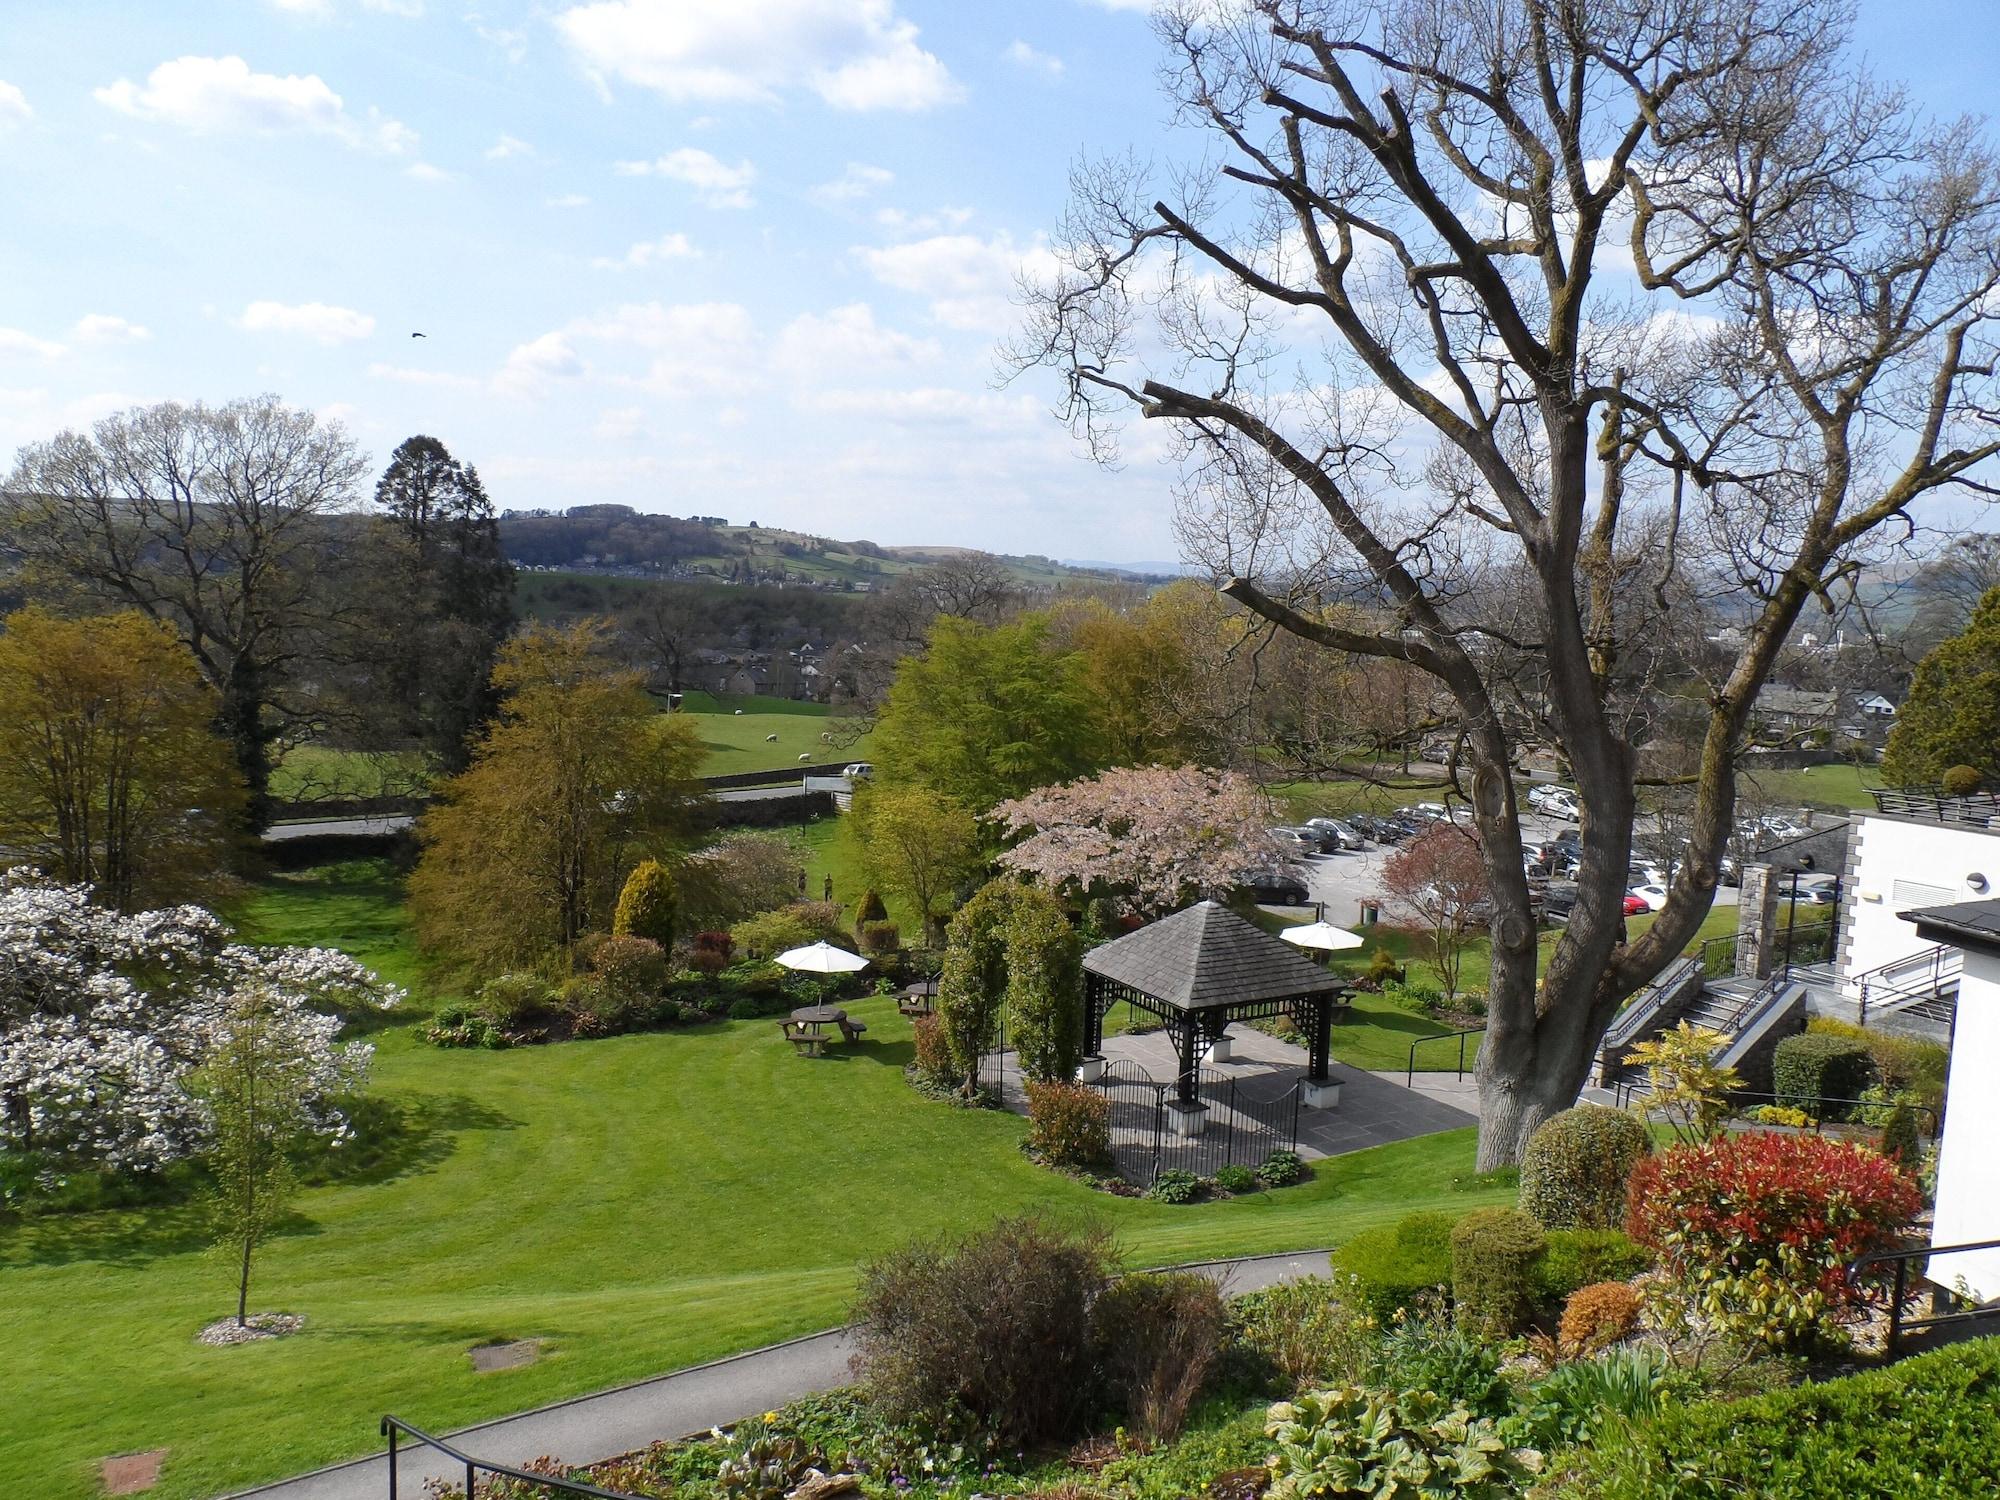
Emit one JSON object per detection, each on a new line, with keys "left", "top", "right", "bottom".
{"left": 1869, "top": 787, "right": 2000, "bottom": 825}
{"left": 380, "top": 1415, "right": 649, "bottom": 1500}
{"left": 1852, "top": 944, "right": 1961, "bottom": 1026}
{"left": 1847, "top": 1237, "right": 2000, "bottom": 1356}
{"left": 1601, "top": 956, "right": 1704, "bottom": 1052}
{"left": 1724, "top": 1090, "right": 1940, "bottom": 1137}
{"left": 1406, "top": 1026, "right": 1484, "bottom": 1087}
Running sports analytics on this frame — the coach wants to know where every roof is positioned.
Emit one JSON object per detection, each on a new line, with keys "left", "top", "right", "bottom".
{"left": 1904, "top": 896, "right": 2000, "bottom": 957}
{"left": 1755, "top": 686, "right": 1839, "bottom": 718}
{"left": 1082, "top": 900, "right": 1344, "bottom": 1013}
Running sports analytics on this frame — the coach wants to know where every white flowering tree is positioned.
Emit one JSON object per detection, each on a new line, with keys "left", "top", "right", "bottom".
{"left": 0, "top": 872, "right": 399, "bottom": 1188}
{"left": 993, "top": 765, "right": 1280, "bottom": 918}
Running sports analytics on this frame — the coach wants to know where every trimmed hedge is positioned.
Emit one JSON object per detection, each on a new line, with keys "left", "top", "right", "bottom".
{"left": 1519, "top": 1104, "right": 1651, "bottom": 1229}
{"left": 1330, "top": 1211, "right": 1455, "bottom": 1320}
{"left": 1450, "top": 1207, "right": 1546, "bottom": 1337}
{"left": 1531, "top": 1228, "right": 1654, "bottom": 1302}
{"left": 1562, "top": 1336, "right": 2000, "bottom": 1498}
{"left": 1772, "top": 1032, "right": 1875, "bottom": 1117}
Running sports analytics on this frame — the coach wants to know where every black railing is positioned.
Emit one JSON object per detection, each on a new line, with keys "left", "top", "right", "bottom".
{"left": 1406, "top": 1027, "right": 1484, "bottom": 1087}
{"left": 1723, "top": 1090, "right": 1939, "bottom": 1137}
{"left": 1870, "top": 787, "right": 2000, "bottom": 826}
{"left": 381, "top": 1416, "right": 648, "bottom": 1500}
{"left": 1847, "top": 1238, "right": 2000, "bottom": 1356}
{"left": 1854, "top": 944, "right": 1960, "bottom": 1027}
{"left": 1698, "top": 932, "right": 1739, "bottom": 978}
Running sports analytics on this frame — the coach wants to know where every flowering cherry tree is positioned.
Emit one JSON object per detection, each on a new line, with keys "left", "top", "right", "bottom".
{"left": 993, "top": 765, "right": 1279, "bottom": 917}
{"left": 0, "top": 872, "right": 399, "bottom": 1185}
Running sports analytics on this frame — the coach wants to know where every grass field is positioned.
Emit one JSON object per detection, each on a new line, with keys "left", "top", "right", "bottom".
{"left": 0, "top": 865, "right": 1510, "bottom": 1500}
{"left": 1739, "top": 761, "right": 1884, "bottom": 812}
{"left": 269, "top": 746, "right": 428, "bottom": 805}
{"left": 675, "top": 692, "right": 875, "bottom": 776}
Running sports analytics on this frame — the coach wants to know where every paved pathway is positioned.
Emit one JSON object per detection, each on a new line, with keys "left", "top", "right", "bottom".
{"left": 222, "top": 1250, "right": 1333, "bottom": 1500}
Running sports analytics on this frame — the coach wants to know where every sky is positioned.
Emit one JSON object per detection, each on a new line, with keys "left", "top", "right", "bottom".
{"left": 0, "top": 1, "right": 1992, "bottom": 565}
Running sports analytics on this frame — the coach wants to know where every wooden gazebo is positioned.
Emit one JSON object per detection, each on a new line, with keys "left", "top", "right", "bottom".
{"left": 1081, "top": 901, "right": 1351, "bottom": 1127}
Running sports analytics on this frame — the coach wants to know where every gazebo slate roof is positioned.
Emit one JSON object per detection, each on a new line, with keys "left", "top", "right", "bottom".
{"left": 1082, "top": 900, "right": 1345, "bottom": 1014}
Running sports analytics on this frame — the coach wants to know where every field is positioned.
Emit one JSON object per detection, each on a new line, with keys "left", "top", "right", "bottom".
{"left": 676, "top": 691, "right": 874, "bottom": 775}
{"left": 0, "top": 865, "right": 1509, "bottom": 1500}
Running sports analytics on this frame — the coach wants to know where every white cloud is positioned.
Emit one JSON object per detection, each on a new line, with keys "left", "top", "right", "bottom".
{"left": 547, "top": 192, "right": 591, "bottom": 209}
{"left": 593, "top": 231, "right": 700, "bottom": 270}
{"left": 0, "top": 80, "right": 31, "bottom": 127}
{"left": 1004, "top": 41, "right": 1063, "bottom": 77}
{"left": 855, "top": 232, "right": 1054, "bottom": 331}
{"left": 73, "top": 314, "right": 151, "bottom": 344}
{"left": 873, "top": 205, "right": 974, "bottom": 234}
{"left": 554, "top": 0, "right": 962, "bottom": 112}
{"left": 94, "top": 55, "right": 415, "bottom": 154}
{"left": 594, "top": 405, "right": 649, "bottom": 440}
{"left": 486, "top": 133, "right": 533, "bottom": 160}
{"left": 0, "top": 328, "right": 66, "bottom": 359}
{"left": 810, "top": 162, "right": 894, "bottom": 205}
{"left": 405, "top": 161, "right": 452, "bottom": 182}
{"left": 367, "top": 361, "right": 480, "bottom": 388}
{"left": 616, "top": 147, "right": 755, "bottom": 209}
{"left": 236, "top": 300, "right": 376, "bottom": 343}
{"left": 773, "top": 302, "right": 940, "bottom": 377}
{"left": 468, "top": 13, "right": 529, "bottom": 63}
{"left": 495, "top": 331, "right": 586, "bottom": 396}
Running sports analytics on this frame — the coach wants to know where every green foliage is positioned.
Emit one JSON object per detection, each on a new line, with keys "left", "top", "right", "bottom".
{"left": 613, "top": 859, "right": 678, "bottom": 948}
{"left": 1503, "top": 1346, "right": 1676, "bottom": 1455}
{"left": 1772, "top": 1033, "right": 1876, "bottom": 1117}
{"left": 1881, "top": 586, "right": 2000, "bottom": 787}
{"left": 855, "top": 889, "right": 889, "bottom": 929}
{"left": 1519, "top": 1104, "right": 1651, "bottom": 1230}
{"left": 1148, "top": 1168, "right": 1205, "bottom": 1204}
{"left": 850, "top": 1215, "right": 1116, "bottom": 1447}
{"left": 1364, "top": 947, "right": 1406, "bottom": 987}
{"left": 475, "top": 972, "right": 554, "bottom": 1028}
{"left": 1330, "top": 1211, "right": 1456, "bottom": 1321}
{"left": 1230, "top": 1276, "right": 1380, "bottom": 1390}
{"left": 1257, "top": 1150, "right": 1307, "bottom": 1187}
{"left": 1214, "top": 1164, "right": 1259, "bottom": 1194}
{"left": 1621, "top": 1022, "right": 1740, "bottom": 1144}
{"left": 1941, "top": 763, "right": 1985, "bottom": 796}
{"left": 1450, "top": 1207, "right": 1547, "bottom": 1338}
{"left": 857, "top": 919, "right": 901, "bottom": 956}
{"left": 1559, "top": 1336, "right": 2000, "bottom": 1499}
{"left": 869, "top": 613, "right": 1109, "bottom": 811}
{"left": 424, "top": 1002, "right": 508, "bottom": 1049}
{"left": 909, "top": 1014, "right": 953, "bottom": 1084}
{"left": 1093, "top": 1272, "right": 1228, "bottom": 1440}
{"left": 1806, "top": 1016, "right": 1949, "bottom": 1113}
{"left": 1880, "top": 1100, "right": 1924, "bottom": 1172}
{"left": 1530, "top": 1229, "right": 1653, "bottom": 1303}
{"left": 1367, "top": 1314, "right": 1513, "bottom": 1419}
{"left": 1024, "top": 1080, "right": 1110, "bottom": 1172}
{"left": 1004, "top": 885, "right": 1085, "bottom": 1084}
{"left": 732, "top": 902, "right": 845, "bottom": 960}
{"left": 938, "top": 879, "right": 1015, "bottom": 1094}
{"left": 1263, "top": 1386, "right": 1537, "bottom": 1499}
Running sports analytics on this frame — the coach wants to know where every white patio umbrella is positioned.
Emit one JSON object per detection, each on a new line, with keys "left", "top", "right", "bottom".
{"left": 1280, "top": 920, "right": 1367, "bottom": 953}
{"left": 773, "top": 940, "right": 871, "bottom": 974}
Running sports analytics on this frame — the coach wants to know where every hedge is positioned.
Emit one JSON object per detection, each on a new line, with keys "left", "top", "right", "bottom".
{"left": 1518, "top": 1104, "right": 1651, "bottom": 1230}
{"left": 1330, "top": 1211, "right": 1456, "bottom": 1319}
{"left": 1450, "top": 1207, "right": 1546, "bottom": 1337}
{"left": 1772, "top": 1033, "right": 1876, "bottom": 1117}
{"left": 1562, "top": 1336, "right": 2000, "bottom": 1498}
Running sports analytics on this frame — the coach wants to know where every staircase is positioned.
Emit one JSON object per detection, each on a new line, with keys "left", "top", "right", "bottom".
{"left": 1847, "top": 943, "right": 1961, "bottom": 1029}
{"left": 1597, "top": 972, "right": 1809, "bottom": 1102}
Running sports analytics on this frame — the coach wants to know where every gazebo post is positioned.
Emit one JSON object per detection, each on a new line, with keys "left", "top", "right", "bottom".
{"left": 1302, "top": 992, "right": 1342, "bottom": 1108}
{"left": 1078, "top": 973, "right": 1107, "bottom": 1082}
{"left": 1165, "top": 1016, "right": 1208, "bottom": 1136}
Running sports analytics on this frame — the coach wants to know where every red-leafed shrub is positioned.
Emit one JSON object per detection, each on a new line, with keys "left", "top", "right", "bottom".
{"left": 688, "top": 930, "right": 733, "bottom": 976}
{"left": 910, "top": 1013, "right": 953, "bottom": 1083}
{"left": 1025, "top": 1080, "right": 1112, "bottom": 1172}
{"left": 1628, "top": 1132, "right": 1920, "bottom": 1346}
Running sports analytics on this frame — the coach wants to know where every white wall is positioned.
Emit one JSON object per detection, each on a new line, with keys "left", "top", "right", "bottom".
{"left": 1931, "top": 948, "right": 2000, "bottom": 1301}
{"left": 1841, "top": 816, "right": 2000, "bottom": 986}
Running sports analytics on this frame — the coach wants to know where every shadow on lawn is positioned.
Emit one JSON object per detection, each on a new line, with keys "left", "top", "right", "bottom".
{"left": 301, "top": 1092, "right": 521, "bottom": 1190}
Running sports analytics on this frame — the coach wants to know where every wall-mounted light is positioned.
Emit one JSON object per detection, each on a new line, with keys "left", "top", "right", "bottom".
{"left": 1968, "top": 873, "right": 1990, "bottom": 894}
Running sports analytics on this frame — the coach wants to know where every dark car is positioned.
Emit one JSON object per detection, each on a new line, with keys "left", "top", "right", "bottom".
{"left": 1235, "top": 866, "right": 1311, "bottom": 906}
{"left": 1541, "top": 881, "right": 1580, "bottom": 922}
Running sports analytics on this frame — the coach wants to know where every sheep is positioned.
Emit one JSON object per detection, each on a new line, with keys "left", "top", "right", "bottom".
{"left": 798, "top": 753, "right": 812, "bottom": 762}
{"left": 765, "top": 733, "right": 779, "bottom": 742}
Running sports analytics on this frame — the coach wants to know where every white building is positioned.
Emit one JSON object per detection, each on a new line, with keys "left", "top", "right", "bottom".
{"left": 1904, "top": 897, "right": 2000, "bottom": 1302}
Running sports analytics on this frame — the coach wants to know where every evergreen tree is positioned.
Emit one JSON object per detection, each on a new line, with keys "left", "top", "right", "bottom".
{"left": 1881, "top": 585, "right": 2000, "bottom": 788}
{"left": 613, "top": 859, "right": 679, "bottom": 948}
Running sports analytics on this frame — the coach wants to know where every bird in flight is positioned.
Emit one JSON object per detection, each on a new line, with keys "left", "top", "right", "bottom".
{"left": 410, "top": 331, "right": 427, "bottom": 339}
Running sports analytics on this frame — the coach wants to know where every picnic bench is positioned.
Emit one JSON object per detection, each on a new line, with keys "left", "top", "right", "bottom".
{"left": 778, "top": 1019, "right": 826, "bottom": 1058}
{"left": 897, "top": 981, "right": 938, "bottom": 1018}
{"left": 780, "top": 1005, "right": 868, "bottom": 1057}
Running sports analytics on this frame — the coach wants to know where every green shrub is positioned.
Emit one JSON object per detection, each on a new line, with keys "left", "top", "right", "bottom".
{"left": 857, "top": 919, "right": 900, "bottom": 956}
{"left": 475, "top": 972, "right": 553, "bottom": 1028}
{"left": 1331, "top": 1211, "right": 1455, "bottom": 1320}
{"left": 612, "top": 858, "right": 677, "bottom": 947}
{"left": 1808, "top": 1017, "right": 1949, "bottom": 1114}
{"left": 1941, "top": 763, "right": 1984, "bottom": 797}
{"left": 1257, "top": 1149, "right": 1306, "bottom": 1187}
{"left": 1093, "top": 1272, "right": 1227, "bottom": 1440}
{"left": 733, "top": 902, "right": 845, "bottom": 960}
{"left": 850, "top": 1215, "right": 1115, "bottom": 1447}
{"left": 1230, "top": 1275, "right": 1378, "bottom": 1390}
{"left": 1024, "top": 1080, "right": 1110, "bottom": 1173}
{"left": 425, "top": 1003, "right": 506, "bottom": 1049}
{"left": 1519, "top": 1104, "right": 1651, "bottom": 1230}
{"left": 1003, "top": 886, "right": 1085, "bottom": 1084}
{"left": 1366, "top": 1313, "right": 1512, "bottom": 1417}
{"left": 1505, "top": 1345, "right": 1676, "bottom": 1455}
{"left": 1264, "top": 1387, "right": 1533, "bottom": 1499}
{"left": 726, "top": 992, "right": 788, "bottom": 1021}
{"left": 1772, "top": 1032, "right": 1876, "bottom": 1118}
{"left": 1451, "top": 1206, "right": 1547, "bottom": 1338}
{"left": 854, "top": 888, "right": 889, "bottom": 930}
{"left": 1364, "top": 947, "right": 1405, "bottom": 987}
{"left": 1557, "top": 1336, "right": 2000, "bottom": 1498}
{"left": 909, "top": 1013, "right": 952, "bottom": 1083}
{"left": 1880, "top": 1099, "right": 1924, "bottom": 1173}
{"left": 1213, "top": 1164, "right": 1259, "bottom": 1194}
{"left": 1147, "top": 1168, "right": 1203, "bottom": 1204}
{"left": 938, "top": 880, "right": 1014, "bottom": 1094}
{"left": 1531, "top": 1228, "right": 1654, "bottom": 1303}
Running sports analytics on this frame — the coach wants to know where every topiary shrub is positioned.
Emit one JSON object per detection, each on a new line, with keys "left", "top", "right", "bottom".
{"left": 1532, "top": 1228, "right": 1654, "bottom": 1303}
{"left": 858, "top": 919, "right": 900, "bottom": 956}
{"left": 854, "top": 888, "right": 889, "bottom": 931}
{"left": 1772, "top": 1032, "right": 1876, "bottom": 1118}
{"left": 1093, "top": 1271, "right": 1227, "bottom": 1440}
{"left": 1628, "top": 1132, "right": 1922, "bottom": 1348}
{"left": 938, "top": 880, "right": 1014, "bottom": 1095}
{"left": 1519, "top": 1104, "right": 1652, "bottom": 1230}
{"left": 613, "top": 858, "right": 677, "bottom": 948}
{"left": 1559, "top": 1281, "right": 1644, "bottom": 1357}
{"left": 1879, "top": 1100, "right": 1924, "bottom": 1174}
{"left": 850, "top": 1215, "right": 1115, "bottom": 1447}
{"left": 1450, "top": 1206, "right": 1547, "bottom": 1338}
{"left": 1024, "top": 1080, "right": 1111, "bottom": 1173}
{"left": 1331, "top": 1211, "right": 1456, "bottom": 1321}
{"left": 1004, "top": 886, "right": 1085, "bottom": 1084}
{"left": 1941, "top": 763, "right": 1984, "bottom": 797}
{"left": 1363, "top": 946, "right": 1405, "bottom": 988}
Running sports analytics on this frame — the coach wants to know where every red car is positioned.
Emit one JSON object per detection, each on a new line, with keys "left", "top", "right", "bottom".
{"left": 1621, "top": 893, "right": 1649, "bottom": 916}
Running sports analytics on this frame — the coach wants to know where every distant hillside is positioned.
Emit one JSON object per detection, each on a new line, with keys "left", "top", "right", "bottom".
{"left": 498, "top": 505, "right": 1131, "bottom": 590}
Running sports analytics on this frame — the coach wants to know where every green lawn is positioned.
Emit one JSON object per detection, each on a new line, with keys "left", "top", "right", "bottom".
{"left": 269, "top": 746, "right": 429, "bottom": 806}
{"left": 1738, "top": 760, "right": 1884, "bottom": 812}
{"left": 674, "top": 693, "right": 875, "bottom": 776}
{"left": 0, "top": 866, "right": 1508, "bottom": 1500}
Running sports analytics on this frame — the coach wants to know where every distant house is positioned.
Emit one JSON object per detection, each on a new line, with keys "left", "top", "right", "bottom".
{"left": 719, "top": 668, "right": 760, "bottom": 697}
{"left": 1856, "top": 693, "right": 1899, "bottom": 720}
{"left": 1753, "top": 685, "right": 1839, "bottom": 731}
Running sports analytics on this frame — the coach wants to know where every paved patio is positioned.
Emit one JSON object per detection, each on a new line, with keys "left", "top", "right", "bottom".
{"left": 990, "top": 1022, "right": 1478, "bottom": 1164}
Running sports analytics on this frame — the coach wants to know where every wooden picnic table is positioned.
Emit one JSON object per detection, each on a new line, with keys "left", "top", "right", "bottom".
{"left": 780, "top": 1005, "right": 866, "bottom": 1057}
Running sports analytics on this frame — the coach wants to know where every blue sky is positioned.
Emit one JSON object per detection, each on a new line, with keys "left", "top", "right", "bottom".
{"left": 0, "top": 1, "right": 1989, "bottom": 563}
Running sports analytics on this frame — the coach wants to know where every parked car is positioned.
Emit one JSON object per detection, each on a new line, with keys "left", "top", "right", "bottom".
{"left": 1235, "top": 866, "right": 1311, "bottom": 906}
{"left": 1305, "top": 816, "right": 1366, "bottom": 851}
{"left": 1541, "top": 881, "right": 1580, "bottom": 923}
{"left": 1789, "top": 873, "right": 1840, "bottom": 904}
{"left": 1408, "top": 801, "right": 1454, "bottom": 824}
{"left": 1627, "top": 883, "right": 1671, "bottom": 913}
{"left": 1539, "top": 790, "right": 1581, "bottom": 822}
{"left": 1527, "top": 783, "right": 1576, "bottom": 812}
{"left": 1759, "top": 813, "right": 1810, "bottom": 841}
{"left": 1621, "top": 892, "right": 1651, "bottom": 916}
{"left": 1269, "top": 826, "right": 1321, "bottom": 857}
{"left": 842, "top": 762, "right": 875, "bottom": 780}
{"left": 1718, "top": 852, "right": 1741, "bottom": 887}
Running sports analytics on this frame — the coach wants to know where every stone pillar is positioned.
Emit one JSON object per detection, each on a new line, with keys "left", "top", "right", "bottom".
{"left": 1736, "top": 863, "right": 1781, "bottom": 980}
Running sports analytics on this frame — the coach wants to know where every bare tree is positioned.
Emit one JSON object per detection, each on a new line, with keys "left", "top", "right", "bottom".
{"left": 4, "top": 397, "right": 369, "bottom": 826}
{"left": 623, "top": 584, "right": 705, "bottom": 694}
{"left": 1013, "top": 0, "right": 2000, "bottom": 1164}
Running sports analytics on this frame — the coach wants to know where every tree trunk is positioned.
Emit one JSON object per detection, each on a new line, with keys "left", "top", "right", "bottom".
{"left": 1473, "top": 1057, "right": 1592, "bottom": 1172}
{"left": 237, "top": 1231, "right": 253, "bottom": 1327}
{"left": 219, "top": 660, "right": 274, "bottom": 832}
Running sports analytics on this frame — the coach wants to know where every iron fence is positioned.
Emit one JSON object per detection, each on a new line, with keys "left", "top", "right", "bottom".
{"left": 381, "top": 1416, "right": 646, "bottom": 1500}
{"left": 1087, "top": 1062, "right": 1302, "bottom": 1188}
